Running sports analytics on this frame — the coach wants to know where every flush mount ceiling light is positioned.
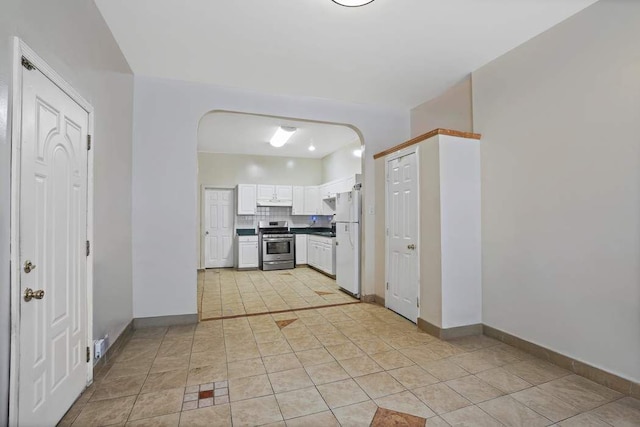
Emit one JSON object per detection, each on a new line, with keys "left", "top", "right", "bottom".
{"left": 308, "top": 144, "right": 316, "bottom": 152}
{"left": 270, "top": 126, "right": 297, "bottom": 148}
{"left": 331, "top": 0, "right": 375, "bottom": 7}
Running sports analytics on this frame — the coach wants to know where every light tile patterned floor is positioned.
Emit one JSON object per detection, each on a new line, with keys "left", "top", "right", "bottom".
{"left": 198, "top": 267, "right": 358, "bottom": 320}
{"left": 60, "top": 302, "right": 640, "bottom": 426}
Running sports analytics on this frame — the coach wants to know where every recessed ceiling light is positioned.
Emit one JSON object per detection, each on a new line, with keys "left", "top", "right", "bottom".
{"left": 353, "top": 148, "right": 363, "bottom": 157}
{"left": 308, "top": 144, "right": 316, "bottom": 152}
{"left": 332, "top": 0, "right": 375, "bottom": 7}
{"left": 270, "top": 126, "right": 297, "bottom": 148}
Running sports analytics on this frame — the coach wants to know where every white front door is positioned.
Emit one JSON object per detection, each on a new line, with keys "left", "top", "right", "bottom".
{"left": 387, "top": 152, "right": 419, "bottom": 322}
{"left": 18, "top": 61, "right": 89, "bottom": 425}
{"left": 204, "top": 189, "right": 234, "bottom": 268}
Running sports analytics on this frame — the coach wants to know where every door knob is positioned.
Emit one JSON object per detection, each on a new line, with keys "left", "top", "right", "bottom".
{"left": 24, "top": 260, "right": 36, "bottom": 273}
{"left": 24, "top": 288, "right": 45, "bottom": 302}
{"left": 205, "top": 231, "right": 209, "bottom": 235}
{"left": 407, "top": 244, "right": 416, "bottom": 250}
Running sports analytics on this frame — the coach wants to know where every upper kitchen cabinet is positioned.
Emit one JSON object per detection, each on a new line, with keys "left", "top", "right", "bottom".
{"left": 292, "top": 186, "right": 304, "bottom": 215}
{"left": 304, "top": 186, "right": 320, "bottom": 215}
{"left": 237, "top": 184, "right": 257, "bottom": 215}
{"left": 257, "top": 184, "right": 293, "bottom": 206}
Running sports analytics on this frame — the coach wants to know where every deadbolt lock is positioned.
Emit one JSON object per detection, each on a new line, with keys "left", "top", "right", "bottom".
{"left": 24, "top": 288, "right": 45, "bottom": 302}
{"left": 24, "top": 260, "right": 36, "bottom": 273}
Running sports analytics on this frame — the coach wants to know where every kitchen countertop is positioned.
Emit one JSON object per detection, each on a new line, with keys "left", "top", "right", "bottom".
{"left": 236, "top": 228, "right": 335, "bottom": 237}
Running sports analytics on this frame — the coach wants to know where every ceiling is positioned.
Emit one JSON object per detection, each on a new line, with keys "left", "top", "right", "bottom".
{"left": 95, "top": 0, "right": 597, "bottom": 108}
{"left": 197, "top": 112, "right": 360, "bottom": 159}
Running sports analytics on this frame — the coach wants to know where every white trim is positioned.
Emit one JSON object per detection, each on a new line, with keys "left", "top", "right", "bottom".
{"left": 384, "top": 146, "right": 421, "bottom": 323}
{"left": 200, "top": 185, "right": 236, "bottom": 269}
{"left": 9, "top": 38, "right": 95, "bottom": 426}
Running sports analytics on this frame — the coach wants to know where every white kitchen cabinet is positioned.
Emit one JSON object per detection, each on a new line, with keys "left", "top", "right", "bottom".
{"left": 303, "top": 186, "right": 320, "bottom": 215}
{"left": 307, "top": 235, "right": 335, "bottom": 275}
{"left": 295, "top": 234, "right": 307, "bottom": 265}
{"left": 257, "top": 185, "right": 276, "bottom": 201}
{"left": 292, "top": 186, "right": 304, "bottom": 215}
{"left": 236, "top": 184, "right": 257, "bottom": 215}
{"left": 275, "top": 185, "right": 293, "bottom": 202}
{"left": 237, "top": 235, "right": 259, "bottom": 269}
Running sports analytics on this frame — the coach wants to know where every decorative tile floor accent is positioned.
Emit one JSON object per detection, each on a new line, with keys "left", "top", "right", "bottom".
{"left": 182, "top": 381, "right": 229, "bottom": 411}
{"left": 371, "top": 407, "right": 427, "bottom": 426}
{"left": 315, "top": 291, "right": 334, "bottom": 296}
{"left": 275, "top": 319, "right": 298, "bottom": 329}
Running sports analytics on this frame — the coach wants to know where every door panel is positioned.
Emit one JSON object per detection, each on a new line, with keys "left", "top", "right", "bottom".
{"left": 204, "top": 189, "right": 234, "bottom": 268}
{"left": 386, "top": 153, "right": 418, "bottom": 321}
{"left": 19, "top": 65, "right": 89, "bottom": 426}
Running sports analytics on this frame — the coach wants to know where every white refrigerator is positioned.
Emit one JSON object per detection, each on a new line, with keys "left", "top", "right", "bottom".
{"left": 335, "top": 189, "right": 361, "bottom": 297}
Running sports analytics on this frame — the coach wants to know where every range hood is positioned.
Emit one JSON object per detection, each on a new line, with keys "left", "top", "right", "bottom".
{"left": 257, "top": 199, "right": 293, "bottom": 207}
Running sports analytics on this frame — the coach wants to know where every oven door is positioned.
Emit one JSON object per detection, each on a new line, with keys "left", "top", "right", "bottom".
{"left": 262, "top": 237, "right": 293, "bottom": 261}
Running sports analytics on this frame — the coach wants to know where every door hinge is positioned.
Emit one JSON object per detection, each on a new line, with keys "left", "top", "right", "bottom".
{"left": 86, "top": 240, "right": 90, "bottom": 257}
{"left": 417, "top": 297, "right": 420, "bottom": 308}
{"left": 386, "top": 282, "right": 389, "bottom": 290}
{"left": 21, "top": 56, "right": 35, "bottom": 70}
{"left": 87, "top": 135, "right": 92, "bottom": 150}
{"left": 86, "top": 346, "right": 90, "bottom": 363}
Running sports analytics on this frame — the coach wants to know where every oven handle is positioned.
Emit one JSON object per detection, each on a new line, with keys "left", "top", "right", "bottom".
{"left": 262, "top": 238, "right": 292, "bottom": 243}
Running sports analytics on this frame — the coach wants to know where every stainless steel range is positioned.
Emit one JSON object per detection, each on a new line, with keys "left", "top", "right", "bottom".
{"left": 258, "top": 221, "right": 295, "bottom": 271}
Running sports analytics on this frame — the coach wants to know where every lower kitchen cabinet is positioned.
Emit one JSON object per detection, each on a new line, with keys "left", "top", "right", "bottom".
{"left": 295, "top": 234, "right": 307, "bottom": 265}
{"left": 307, "top": 235, "right": 335, "bottom": 276}
{"left": 237, "top": 235, "right": 259, "bottom": 269}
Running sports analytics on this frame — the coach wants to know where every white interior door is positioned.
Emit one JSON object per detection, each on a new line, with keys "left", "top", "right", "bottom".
{"left": 18, "top": 61, "right": 89, "bottom": 425}
{"left": 387, "top": 152, "right": 419, "bottom": 322}
{"left": 204, "top": 189, "right": 234, "bottom": 268}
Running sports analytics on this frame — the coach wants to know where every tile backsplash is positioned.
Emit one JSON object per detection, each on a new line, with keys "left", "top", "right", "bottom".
{"left": 236, "top": 207, "right": 332, "bottom": 230}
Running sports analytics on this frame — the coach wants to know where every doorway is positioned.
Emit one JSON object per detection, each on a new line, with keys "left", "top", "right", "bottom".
{"left": 385, "top": 150, "right": 420, "bottom": 322}
{"left": 10, "top": 40, "right": 94, "bottom": 426}
{"left": 203, "top": 188, "right": 235, "bottom": 268}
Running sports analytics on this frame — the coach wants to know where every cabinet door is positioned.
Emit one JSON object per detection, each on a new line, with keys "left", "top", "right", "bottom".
{"left": 308, "top": 241, "right": 318, "bottom": 268}
{"left": 292, "top": 186, "right": 304, "bottom": 215}
{"left": 275, "top": 185, "right": 293, "bottom": 201}
{"left": 237, "top": 184, "right": 257, "bottom": 215}
{"left": 257, "top": 185, "right": 275, "bottom": 201}
{"left": 295, "top": 235, "right": 307, "bottom": 265}
{"left": 304, "top": 186, "right": 319, "bottom": 215}
{"left": 239, "top": 241, "right": 259, "bottom": 268}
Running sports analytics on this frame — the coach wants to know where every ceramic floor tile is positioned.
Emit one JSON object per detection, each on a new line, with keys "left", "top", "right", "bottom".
{"left": 338, "top": 355, "right": 384, "bottom": 377}
{"left": 228, "top": 374, "right": 273, "bottom": 402}
{"left": 231, "top": 396, "right": 283, "bottom": 426}
{"left": 387, "top": 365, "right": 439, "bottom": 390}
{"left": 305, "top": 361, "right": 351, "bottom": 385}
{"left": 90, "top": 374, "right": 147, "bottom": 401}
{"left": 295, "top": 349, "right": 335, "bottom": 367}
{"left": 369, "top": 350, "right": 415, "bottom": 370}
{"left": 420, "top": 359, "right": 469, "bottom": 381}
{"left": 479, "top": 395, "right": 551, "bottom": 427}
{"left": 282, "top": 411, "right": 339, "bottom": 426}
{"left": 370, "top": 407, "right": 427, "bottom": 427}
{"left": 227, "top": 357, "right": 265, "bottom": 379}
{"left": 503, "top": 359, "right": 571, "bottom": 385}
{"left": 72, "top": 395, "right": 136, "bottom": 426}
{"left": 128, "top": 387, "right": 184, "bottom": 421}
{"left": 412, "top": 383, "right": 472, "bottom": 415}
{"left": 268, "top": 368, "right": 313, "bottom": 393}
{"left": 316, "top": 379, "right": 370, "bottom": 409}
{"left": 354, "top": 371, "right": 406, "bottom": 399}
{"left": 141, "top": 369, "right": 187, "bottom": 394}
{"left": 257, "top": 340, "right": 293, "bottom": 357}
{"left": 179, "top": 403, "right": 233, "bottom": 426}
{"left": 588, "top": 397, "right": 640, "bottom": 426}
{"left": 445, "top": 375, "right": 505, "bottom": 404}
{"left": 332, "top": 400, "right": 379, "bottom": 427}
{"left": 263, "top": 353, "right": 302, "bottom": 373}
{"left": 187, "top": 364, "right": 227, "bottom": 386}
{"left": 275, "top": 386, "right": 329, "bottom": 419}
{"left": 538, "top": 375, "right": 623, "bottom": 412}
{"left": 512, "top": 386, "right": 581, "bottom": 422}
{"left": 325, "top": 342, "right": 366, "bottom": 361}
{"left": 125, "top": 412, "right": 180, "bottom": 427}
{"left": 374, "top": 390, "right": 436, "bottom": 419}
{"left": 557, "top": 412, "right": 612, "bottom": 426}
{"left": 475, "top": 367, "right": 533, "bottom": 393}
{"left": 441, "top": 405, "right": 503, "bottom": 427}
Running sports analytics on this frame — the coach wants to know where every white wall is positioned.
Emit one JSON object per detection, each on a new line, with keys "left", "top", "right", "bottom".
{"left": 0, "top": 0, "right": 134, "bottom": 422}
{"left": 411, "top": 77, "right": 473, "bottom": 137}
{"left": 132, "top": 76, "right": 409, "bottom": 319}
{"left": 473, "top": 0, "right": 640, "bottom": 382}
{"left": 321, "top": 140, "right": 362, "bottom": 182}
